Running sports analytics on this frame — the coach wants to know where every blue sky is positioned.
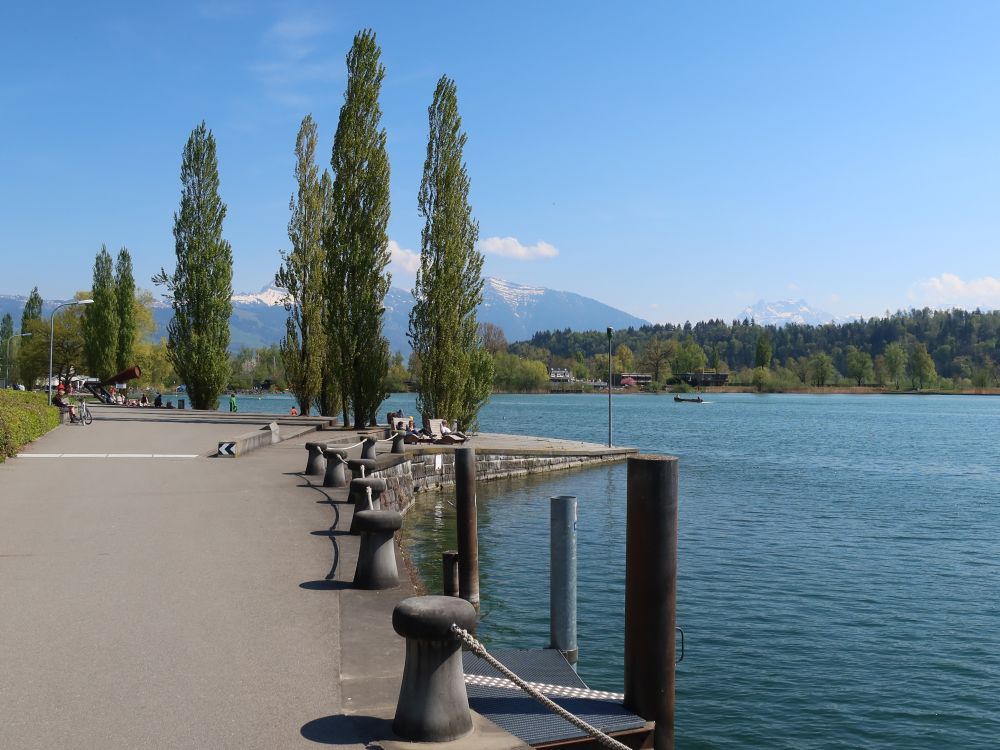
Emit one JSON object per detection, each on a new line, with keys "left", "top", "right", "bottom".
{"left": 3, "top": 2, "right": 1000, "bottom": 324}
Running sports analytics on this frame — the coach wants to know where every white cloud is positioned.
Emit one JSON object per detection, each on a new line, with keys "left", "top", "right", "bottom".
{"left": 911, "top": 273, "right": 1000, "bottom": 310}
{"left": 478, "top": 236, "right": 559, "bottom": 260}
{"left": 787, "top": 282, "right": 799, "bottom": 291}
{"left": 252, "top": 13, "right": 340, "bottom": 104}
{"left": 389, "top": 240, "right": 420, "bottom": 276}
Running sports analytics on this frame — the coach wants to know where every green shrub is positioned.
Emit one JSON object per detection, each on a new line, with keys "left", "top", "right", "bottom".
{"left": 0, "top": 391, "right": 60, "bottom": 461}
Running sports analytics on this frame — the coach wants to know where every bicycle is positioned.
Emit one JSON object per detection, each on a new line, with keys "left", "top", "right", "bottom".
{"left": 74, "top": 397, "right": 93, "bottom": 425}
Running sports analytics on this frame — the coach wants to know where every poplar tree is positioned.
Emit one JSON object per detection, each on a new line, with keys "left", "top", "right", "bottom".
{"left": 408, "top": 75, "right": 493, "bottom": 430}
{"left": 276, "top": 115, "right": 327, "bottom": 416}
{"left": 0, "top": 313, "right": 13, "bottom": 383}
{"left": 21, "top": 287, "right": 43, "bottom": 331}
{"left": 83, "top": 245, "right": 119, "bottom": 379}
{"left": 327, "top": 29, "right": 392, "bottom": 428}
{"left": 317, "top": 170, "right": 340, "bottom": 418}
{"left": 153, "top": 122, "right": 233, "bottom": 409}
{"left": 115, "top": 247, "right": 136, "bottom": 371}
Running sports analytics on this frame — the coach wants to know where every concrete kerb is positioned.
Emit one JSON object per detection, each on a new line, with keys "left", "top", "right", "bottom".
{"left": 217, "top": 421, "right": 327, "bottom": 457}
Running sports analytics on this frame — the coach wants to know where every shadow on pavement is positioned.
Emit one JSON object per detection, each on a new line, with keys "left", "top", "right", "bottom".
{"left": 299, "top": 580, "right": 352, "bottom": 591}
{"left": 300, "top": 714, "right": 393, "bottom": 745}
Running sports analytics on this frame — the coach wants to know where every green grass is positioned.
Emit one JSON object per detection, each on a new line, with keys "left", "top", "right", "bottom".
{"left": 0, "top": 390, "right": 60, "bottom": 462}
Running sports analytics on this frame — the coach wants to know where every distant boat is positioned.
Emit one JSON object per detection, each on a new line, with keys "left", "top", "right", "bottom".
{"left": 674, "top": 395, "right": 703, "bottom": 403}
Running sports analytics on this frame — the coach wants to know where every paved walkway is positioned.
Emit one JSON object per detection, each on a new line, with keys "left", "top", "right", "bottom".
{"left": 1, "top": 409, "right": 627, "bottom": 748}
{"left": 1, "top": 411, "right": 419, "bottom": 749}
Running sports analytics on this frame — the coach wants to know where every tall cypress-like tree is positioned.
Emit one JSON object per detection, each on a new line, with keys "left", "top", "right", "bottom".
{"left": 0, "top": 313, "right": 13, "bottom": 383}
{"left": 276, "top": 115, "right": 327, "bottom": 416}
{"left": 317, "top": 170, "right": 340, "bottom": 419}
{"left": 408, "top": 75, "right": 493, "bottom": 430}
{"left": 153, "top": 122, "right": 233, "bottom": 409}
{"left": 327, "top": 29, "right": 392, "bottom": 428}
{"left": 115, "top": 247, "right": 136, "bottom": 371}
{"left": 83, "top": 245, "right": 119, "bottom": 379}
{"left": 21, "top": 287, "right": 43, "bottom": 332}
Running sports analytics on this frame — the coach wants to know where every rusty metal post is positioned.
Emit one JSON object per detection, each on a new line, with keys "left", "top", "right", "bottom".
{"left": 442, "top": 550, "right": 459, "bottom": 597}
{"left": 454, "top": 448, "right": 480, "bottom": 613}
{"left": 624, "top": 454, "right": 678, "bottom": 750}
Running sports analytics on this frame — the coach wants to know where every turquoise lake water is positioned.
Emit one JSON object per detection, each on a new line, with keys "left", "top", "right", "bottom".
{"left": 177, "top": 389, "right": 1000, "bottom": 746}
{"left": 398, "top": 392, "right": 1000, "bottom": 749}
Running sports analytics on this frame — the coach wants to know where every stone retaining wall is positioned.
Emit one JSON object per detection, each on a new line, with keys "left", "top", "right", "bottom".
{"left": 366, "top": 449, "right": 629, "bottom": 515}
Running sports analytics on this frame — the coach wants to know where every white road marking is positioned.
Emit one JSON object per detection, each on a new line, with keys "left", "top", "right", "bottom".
{"left": 17, "top": 453, "right": 200, "bottom": 459}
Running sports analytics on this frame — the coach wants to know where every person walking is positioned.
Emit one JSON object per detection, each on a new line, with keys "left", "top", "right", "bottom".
{"left": 229, "top": 392, "right": 238, "bottom": 412}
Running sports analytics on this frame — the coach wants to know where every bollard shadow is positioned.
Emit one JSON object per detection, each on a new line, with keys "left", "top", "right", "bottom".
{"left": 300, "top": 714, "right": 393, "bottom": 745}
{"left": 299, "top": 579, "right": 352, "bottom": 591}
{"left": 310, "top": 529, "right": 350, "bottom": 537}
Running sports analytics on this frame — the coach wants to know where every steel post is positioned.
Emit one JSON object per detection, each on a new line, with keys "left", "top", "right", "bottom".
{"left": 454, "top": 448, "right": 480, "bottom": 613}
{"left": 550, "top": 495, "right": 578, "bottom": 665}
{"left": 442, "top": 550, "right": 460, "bottom": 597}
{"left": 623, "top": 454, "right": 678, "bottom": 750}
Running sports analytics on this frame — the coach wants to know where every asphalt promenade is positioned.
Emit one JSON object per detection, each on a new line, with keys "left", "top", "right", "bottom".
{"left": 0, "top": 406, "right": 634, "bottom": 749}
{"left": 0, "top": 408, "right": 431, "bottom": 749}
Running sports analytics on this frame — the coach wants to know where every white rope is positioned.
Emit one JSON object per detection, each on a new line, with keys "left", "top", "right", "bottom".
{"left": 464, "top": 674, "right": 625, "bottom": 701}
{"left": 451, "top": 625, "right": 631, "bottom": 750}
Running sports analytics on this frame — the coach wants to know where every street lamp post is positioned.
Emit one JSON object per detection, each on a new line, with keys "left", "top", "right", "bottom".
{"left": 607, "top": 326, "right": 614, "bottom": 447}
{"left": 48, "top": 299, "right": 93, "bottom": 404}
{"left": 4, "top": 332, "right": 32, "bottom": 388}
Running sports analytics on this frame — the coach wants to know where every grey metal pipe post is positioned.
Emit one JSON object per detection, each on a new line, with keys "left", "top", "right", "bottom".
{"left": 454, "top": 447, "right": 480, "bottom": 613}
{"left": 550, "top": 495, "right": 578, "bottom": 665}
{"left": 623, "top": 454, "right": 678, "bottom": 750}
{"left": 442, "top": 550, "right": 459, "bottom": 596}
{"left": 607, "top": 326, "right": 613, "bottom": 447}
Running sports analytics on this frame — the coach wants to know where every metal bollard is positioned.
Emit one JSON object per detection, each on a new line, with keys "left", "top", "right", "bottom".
{"left": 550, "top": 495, "right": 578, "bottom": 665}
{"left": 347, "top": 457, "right": 377, "bottom": 480}
{"left": 361, "top": 436, "right": 378, "bottom": 459}
{"left": 454, "top": 448, "right": 480, "bottom": 613}
{"left": 391, "top": 432, "right": 405, "bottom": 454}
{"left": 442, "top": 550, "right": 459, "bottom": 597}
{"left": 349, "top": 477, "right": 387, "bottom": 534}
{"left": 623, "top": 454, "right": 679, "bottom": 750}
{"left": 353, "top": 510, "right": 402, "bottom": 589}
{"left": 304, "top": 442, "right": 326, "bottom": 476}
{"left": 392, "top": 596, "right": 477, "bottom": 742}
{"left": 322, "top": 448, "right": 348, "bottom": 488}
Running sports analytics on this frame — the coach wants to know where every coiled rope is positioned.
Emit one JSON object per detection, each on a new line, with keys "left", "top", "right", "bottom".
{"left": 451, "top": 625, "right": 631, "bottom": 750}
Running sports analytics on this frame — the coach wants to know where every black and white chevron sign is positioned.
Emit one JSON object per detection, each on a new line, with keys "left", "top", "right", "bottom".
{"left": 218, "top": 442, "right": 236, "bottom": 457}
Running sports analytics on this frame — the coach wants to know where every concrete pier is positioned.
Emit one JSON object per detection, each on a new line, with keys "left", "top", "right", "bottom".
{"left": 0, "top": 407, "right": 632, "bottom": 749}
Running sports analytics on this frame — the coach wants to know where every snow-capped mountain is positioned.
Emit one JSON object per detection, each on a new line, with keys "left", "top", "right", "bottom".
{"left": 739, "top": 299, "right": 855, "bottom": 327}
{"left": 0, "top": 279, "right": 650, "bottom": 354}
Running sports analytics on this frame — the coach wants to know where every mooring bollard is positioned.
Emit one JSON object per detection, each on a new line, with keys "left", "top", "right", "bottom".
{"left": 353, "top": 510, "right": 402, "bottom": 589}
{"left": 623, "top": 454, "right": 678, "bottom": 750}
{"left": 550, "top": 495, "right": 578, "bottom": 666}
{"left": 361, "top": 436, "right": 378, "bottom": 459}
{"left": 391, "top": 432, "right": 405, "bottom": 454}
{"left": 442, "top": 550, "right": 459, "bottom": 597}
{"left": 454, "top": 447, "right": 480, "bottom": 613}
{"left": 304, "top": 442, "right": 326, "bottom": 476}
{"left": 349, "top": 477, "right": 388, "bottom": 534}
{"left": 392, "top": 596, "right": 477, "bottom": 742}
{"left": 347, "top": 457, "right": 377, "bottom": 480}
{"left": 322, "top": 448, "right": 348, "bottom": 488}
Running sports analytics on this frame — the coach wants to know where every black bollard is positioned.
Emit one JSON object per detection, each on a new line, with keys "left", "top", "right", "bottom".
{"left": 454, "top": 448, "right": 480, "bottom": 613}
{"left": 304, "top": 442, "right": 326, "bottom": 476}
{"left": 623, "top": 454, "right": 678, "bottom": 750}
{"left": 391, "top": 432, "right": 405, "bottom": 454}
{"left": 353, "top": 510, "right": 402, "bottom": 589}
{"left": 347, "top": 457, "right": 378, "bottom": 480}
{"left": 349, "top": 477, "right": 387, "bottom": 534}
{"left": 361, "top": 436, "right": 378, "bottom": 459}
{"left": 442, "top": 550, "right": 459, "bottom": 597}
{"left": 392, "top": 596, "right": 477, "bottom": 742}
{"left": 322, "top": 448, "right": 348, "bottom": 488}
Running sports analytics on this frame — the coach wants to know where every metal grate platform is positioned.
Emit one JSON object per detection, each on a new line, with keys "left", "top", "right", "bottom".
{"left": 463, "top": 648, "right": 646, "bottom": 746}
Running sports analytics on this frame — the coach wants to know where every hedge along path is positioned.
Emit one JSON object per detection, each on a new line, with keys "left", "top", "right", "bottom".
{"left": 0, "top": 391, "right": 60, "bottom": 461}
